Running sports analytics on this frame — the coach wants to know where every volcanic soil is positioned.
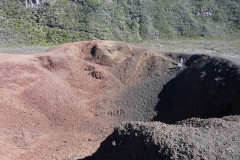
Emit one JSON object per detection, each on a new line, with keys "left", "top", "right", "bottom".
{"left": 0, "top": 41, "right": 240, "bottom": 160}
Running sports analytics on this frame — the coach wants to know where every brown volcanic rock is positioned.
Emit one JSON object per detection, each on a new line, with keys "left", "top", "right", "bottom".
{"left": 87, "top": 41, "right": 134, "bottom": 66}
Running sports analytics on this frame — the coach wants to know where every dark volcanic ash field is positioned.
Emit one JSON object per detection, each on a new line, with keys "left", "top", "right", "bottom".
{"left": 0, "top": 41, "right": 240, "bottom": 160}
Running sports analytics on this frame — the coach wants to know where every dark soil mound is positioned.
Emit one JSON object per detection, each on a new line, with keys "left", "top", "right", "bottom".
{"left": 82, "top": 116, "right": 240, "bottom": 160}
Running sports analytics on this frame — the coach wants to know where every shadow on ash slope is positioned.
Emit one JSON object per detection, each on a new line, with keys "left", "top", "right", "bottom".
{"left": 80, "top": 42, "right": 240, "bottom": 160}
{"left": 154, "top": 55, "right": 240, "bottom": 123}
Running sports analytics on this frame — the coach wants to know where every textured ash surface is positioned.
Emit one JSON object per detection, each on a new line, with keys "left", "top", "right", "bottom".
{"left": 82, "top": 116, "right": 240, "bottom": 160}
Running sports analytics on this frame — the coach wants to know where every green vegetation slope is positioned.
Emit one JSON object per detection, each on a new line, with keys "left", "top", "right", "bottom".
{"left": 0, "top": 0, "right": 239, "bottom": 45}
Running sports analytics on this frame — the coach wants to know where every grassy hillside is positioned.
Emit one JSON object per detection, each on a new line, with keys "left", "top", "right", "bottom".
{"left": 0, "top": 0, "right": 239, "bottom": 45}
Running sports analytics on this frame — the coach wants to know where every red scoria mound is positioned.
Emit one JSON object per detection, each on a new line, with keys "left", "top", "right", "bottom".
{"left": 0, "top": 41, "right": 180, "bottom": 160}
